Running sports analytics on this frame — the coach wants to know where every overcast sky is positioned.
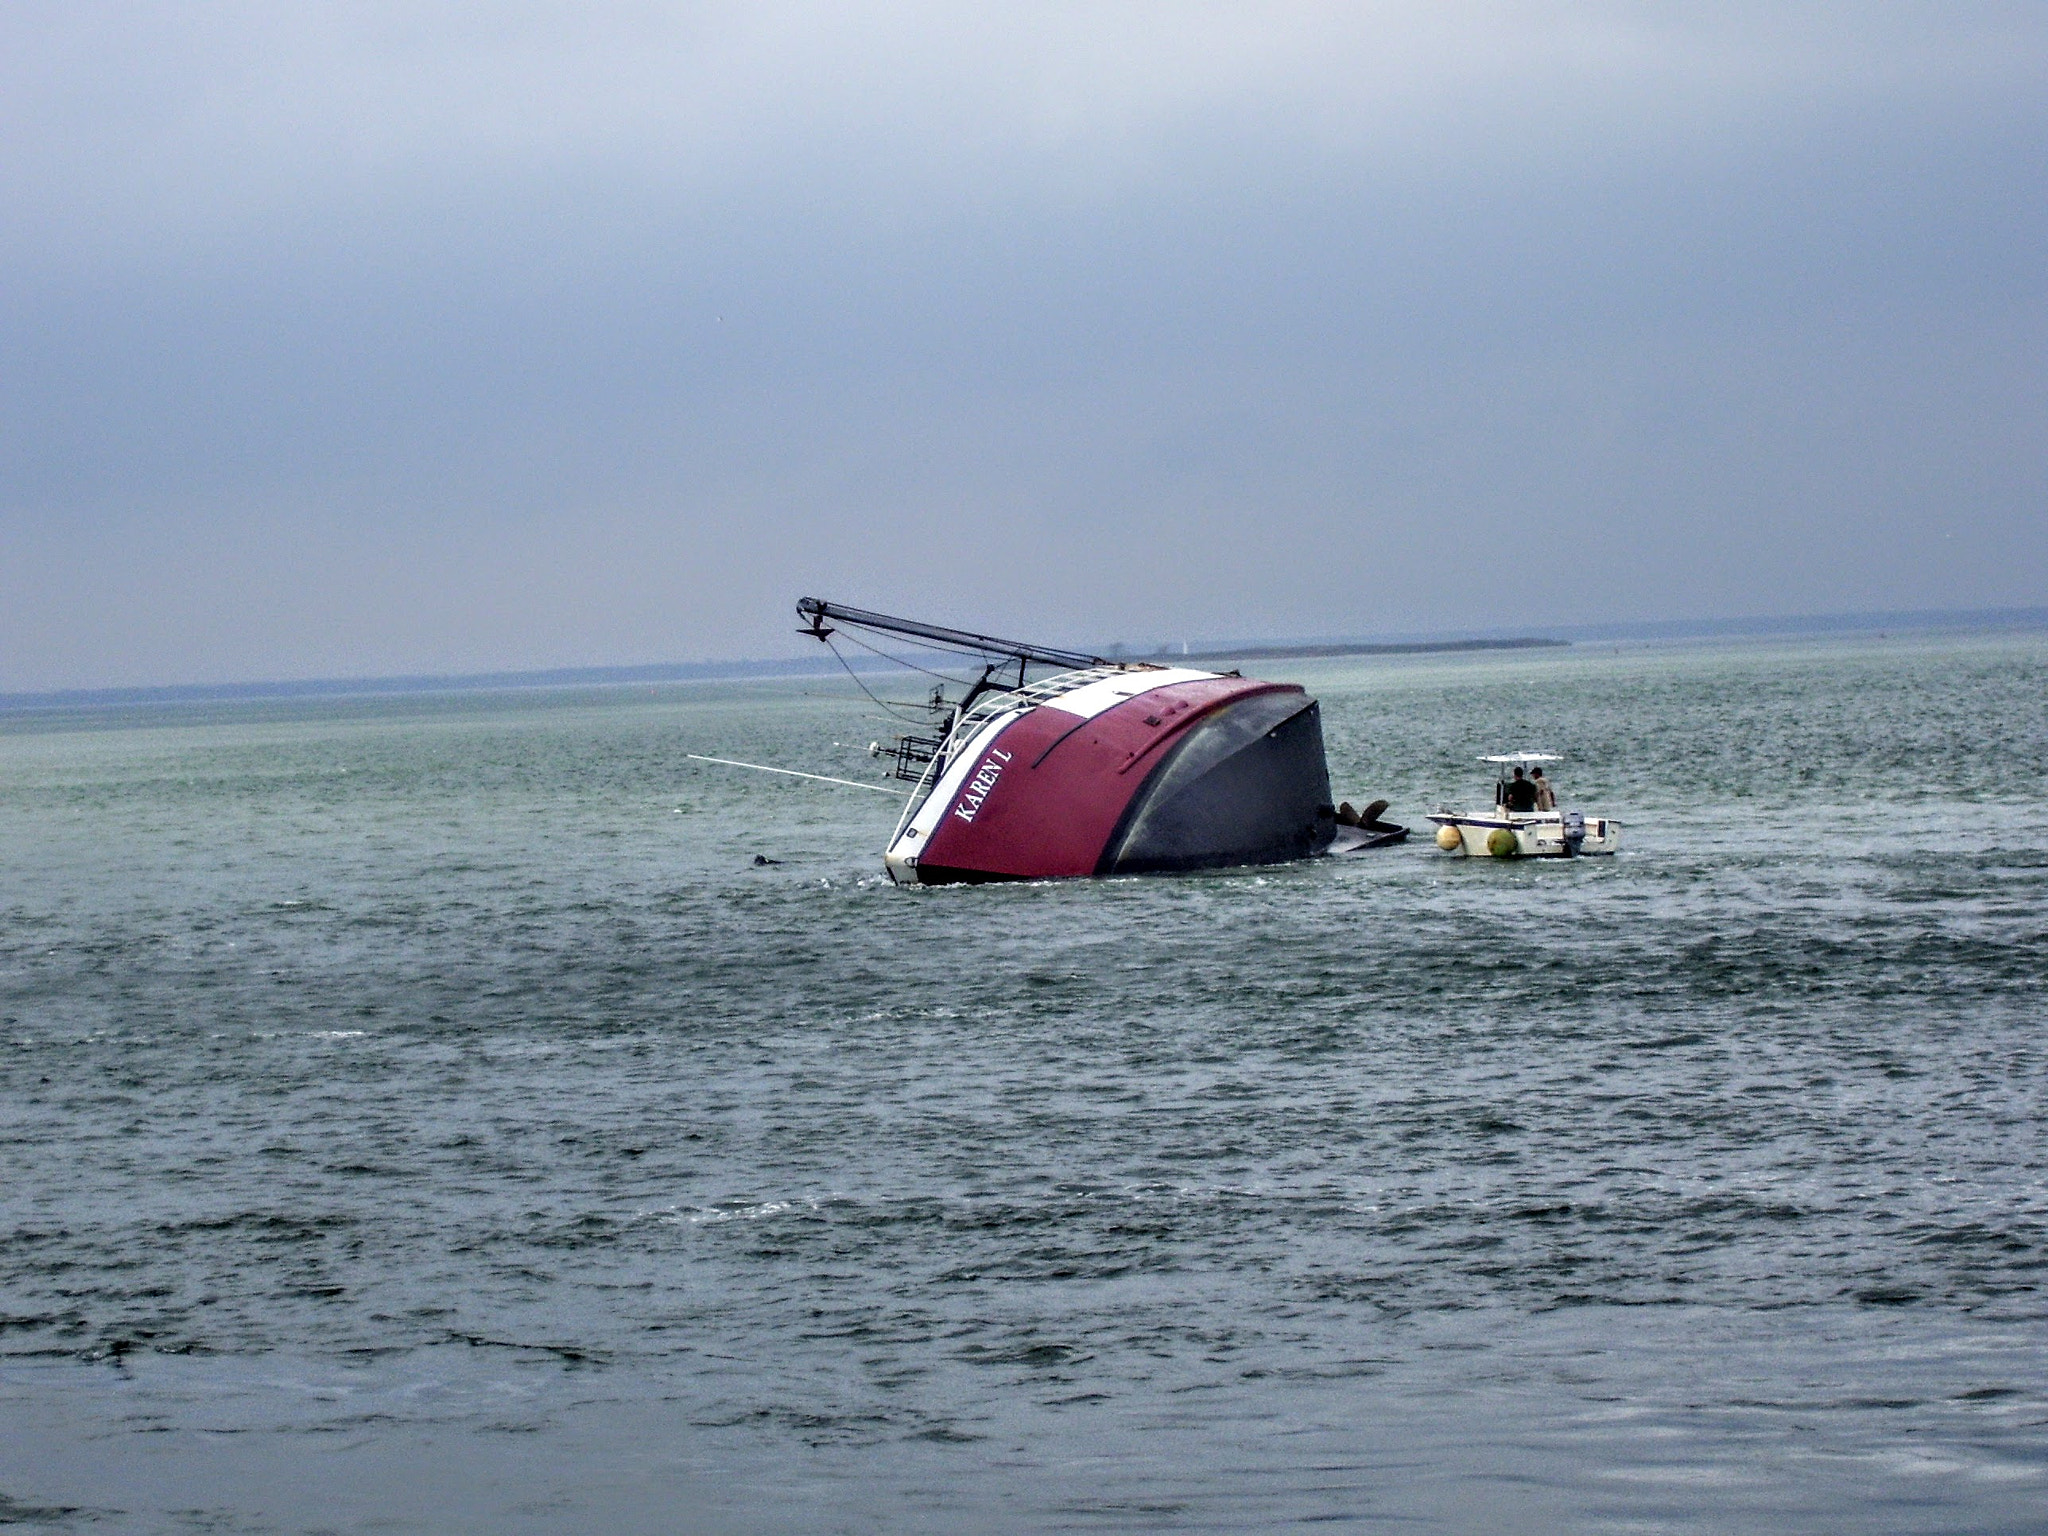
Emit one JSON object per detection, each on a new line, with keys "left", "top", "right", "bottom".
{"left": 3, "top": 3, "right": 2044, "bottom": 689}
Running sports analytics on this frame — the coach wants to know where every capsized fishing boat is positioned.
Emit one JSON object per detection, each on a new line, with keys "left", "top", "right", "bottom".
{"left": 790, "top": 600, "right": 1333, "bottom": 884}
{"left": 689, "top": 599, "right": 1417, "bottom": 884}
{"left": 1426, "top": 753, "right": 1619, "bottom": 858}
{"left": 691, "top": 598, "right": 1377, "bottom": 887}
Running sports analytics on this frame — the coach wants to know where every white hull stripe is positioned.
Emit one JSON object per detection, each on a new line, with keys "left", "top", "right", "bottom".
{"left": 1035, "top": 668, "right": 1220, "bottom": 721}
{"left": 884, "top": 709, "right": 1026, "bottom": 872}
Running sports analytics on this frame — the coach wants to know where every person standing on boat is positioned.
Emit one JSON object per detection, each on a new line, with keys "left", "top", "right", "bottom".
{"left": 1503, "top": 766, "right": 1539, "bottom": 812}
{"left": 1532, "top": 767, "right": 1556, "bottom": 811}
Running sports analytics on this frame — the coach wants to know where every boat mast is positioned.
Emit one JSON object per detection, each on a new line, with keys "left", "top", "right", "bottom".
{"left": 795, "top": 597, "right": 1106, "bottom": 672}
{"left": 796, "top": 595, "right": 1113, "bottom": 716}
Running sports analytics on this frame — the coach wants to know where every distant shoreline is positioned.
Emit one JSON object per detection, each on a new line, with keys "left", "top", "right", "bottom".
{"left": 1132, "top": 637, "right": 1567, "bottom": 663}
{"left": 4, "top": 604, "right": 2042, "bottom": 714}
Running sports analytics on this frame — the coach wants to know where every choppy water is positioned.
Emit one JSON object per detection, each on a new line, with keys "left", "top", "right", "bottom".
{"left": 3, "top": 633, "right": 2046, "bottom": 1533}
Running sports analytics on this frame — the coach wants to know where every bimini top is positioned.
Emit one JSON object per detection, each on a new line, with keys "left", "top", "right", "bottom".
{"left": 1479, "top": 752, "right": 1561, "bottom": 765}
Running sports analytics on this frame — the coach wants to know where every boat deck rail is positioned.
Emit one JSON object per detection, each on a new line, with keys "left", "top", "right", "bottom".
{"left": 888, "top": 665, "right": 1136, "bottom": 845}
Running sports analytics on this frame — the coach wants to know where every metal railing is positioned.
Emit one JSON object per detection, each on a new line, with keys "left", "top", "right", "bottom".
{"left": 886, "top": 666, "right": 1132, "bottom": 845}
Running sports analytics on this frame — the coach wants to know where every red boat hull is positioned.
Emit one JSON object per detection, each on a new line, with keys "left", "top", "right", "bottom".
{"left": 906, "top": 674, "right": 1335, "bottom": 883}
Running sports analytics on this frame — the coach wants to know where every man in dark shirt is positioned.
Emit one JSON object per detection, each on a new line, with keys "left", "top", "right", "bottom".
{"left": 1503, "top": 766, "right": 1539, "bottom": 812}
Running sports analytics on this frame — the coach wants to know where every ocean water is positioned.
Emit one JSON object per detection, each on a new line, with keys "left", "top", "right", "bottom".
{"left": 2, "top": 632, "right": 2045, "bottom": 1533}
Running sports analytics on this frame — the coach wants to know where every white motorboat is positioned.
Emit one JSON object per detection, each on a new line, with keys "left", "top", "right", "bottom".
{"left": 1426, "top": 753, "right": 1620, "bottom": 858}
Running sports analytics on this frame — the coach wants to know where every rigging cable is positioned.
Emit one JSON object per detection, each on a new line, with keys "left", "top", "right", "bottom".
{"left": 822, "top": 635, "right": 944, "bottom": 725}
{"left": 824, "top": 614, "right": 1034, "bottom": 671}
{"left": 829, "top": 627, "right": 982, "bottom": 690}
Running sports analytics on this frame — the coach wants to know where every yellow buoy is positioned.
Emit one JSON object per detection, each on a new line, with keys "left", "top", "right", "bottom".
{"left": 1486, "top": 827, "right": 1519, "bottom": 858}
{"left": 1435, "top": 825, "right": 1464, "bottom": 852}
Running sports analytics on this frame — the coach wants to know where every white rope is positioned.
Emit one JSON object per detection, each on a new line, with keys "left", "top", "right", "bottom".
{"left": 686, "top": 754, "right": 902, "bottom": 796}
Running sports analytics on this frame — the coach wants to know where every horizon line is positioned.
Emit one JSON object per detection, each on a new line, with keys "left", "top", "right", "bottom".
{"left": 4, "top": 603, "right": 2044, "bottom": 715}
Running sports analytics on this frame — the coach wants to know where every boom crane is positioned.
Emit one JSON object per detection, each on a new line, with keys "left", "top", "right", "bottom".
{"left": 796, "top": 597, "right": 1105, "bottom": 671}
{"left": 797, "top": 596, "right": 1114, "bottom": 723}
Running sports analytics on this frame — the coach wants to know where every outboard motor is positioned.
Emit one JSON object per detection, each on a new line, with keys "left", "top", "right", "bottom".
{"left": 1562, "top": 808, "right": 1586, "bottom": 857}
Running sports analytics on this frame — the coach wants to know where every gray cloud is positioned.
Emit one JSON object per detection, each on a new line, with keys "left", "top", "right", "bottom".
{"left": 3, "top": 3, "right": 2044, "bottom": 687}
